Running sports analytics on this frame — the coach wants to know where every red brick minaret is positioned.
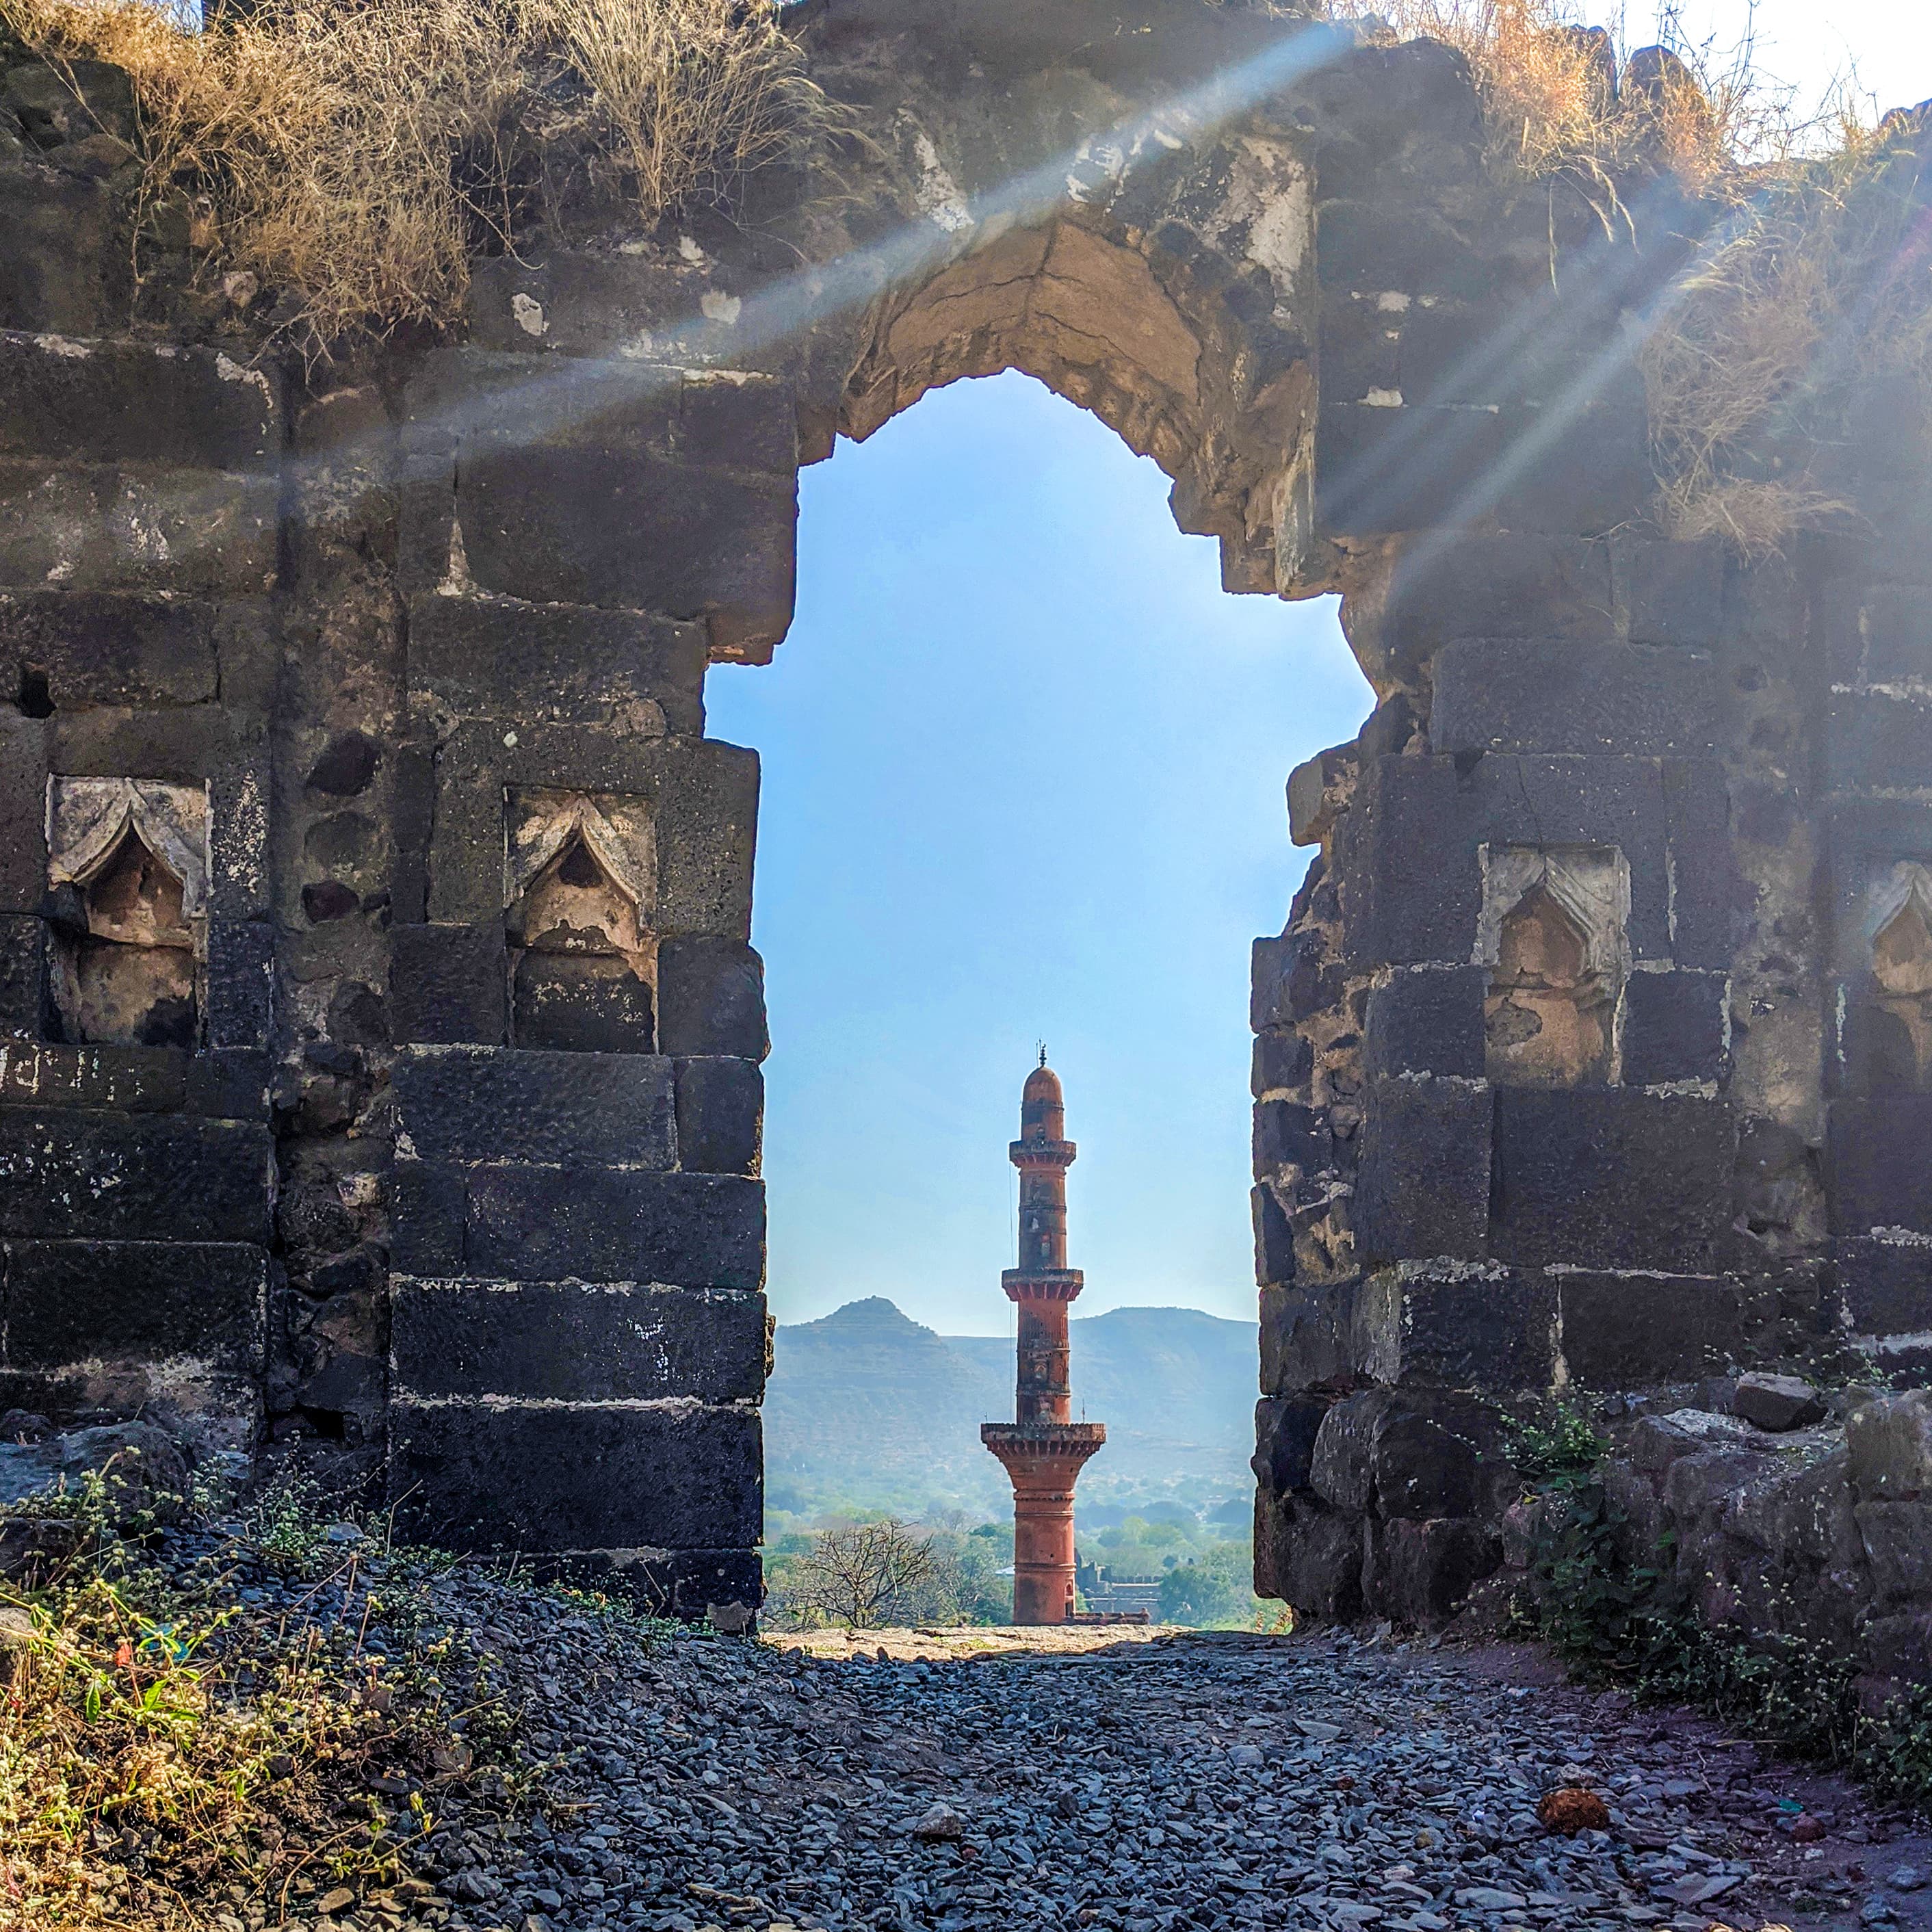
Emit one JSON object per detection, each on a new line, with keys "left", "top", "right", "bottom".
{"left": 982, "top": 1053, "right": 1105, "bottom": 1623}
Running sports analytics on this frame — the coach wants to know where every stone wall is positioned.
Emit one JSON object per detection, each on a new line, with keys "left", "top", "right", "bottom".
{"left": 0, "top": 0, "right": 1927, "bottom": 1630}
{"left": 1496, "top": 1383, "right": 1932, "bottom": 1716}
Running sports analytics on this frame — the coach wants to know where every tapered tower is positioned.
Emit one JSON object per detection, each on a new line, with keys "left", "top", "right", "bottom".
{"left": 982, "top": 1053, "right": 1105, "bottom": 1623}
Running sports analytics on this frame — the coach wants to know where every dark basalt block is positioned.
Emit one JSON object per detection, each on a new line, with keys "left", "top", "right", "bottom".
{"left": 674, "top": 1057, "right": 762, "bottom": 1175}
{"left": 1253, "top": 1394, "right": 1329, "bottom": 1497}
{"left": 1259, "top": 1281, "right": 1361, "bottom": 1396}
{"left": 389, "top": 1400, "right": 761, "bottom": 1552}
{"left": 391, "top": 1277, "right": 766, "bottom": 1403}
{"left": 456, "top": 446, "right": 796, "bottom": 656}
{"left": 1353, "top": 1076, "right": 1491, "bottom": 1266}
{"left": 463, "top": 1166, "right": 765, "bottom": 1288}
{"left": 406, "top": 594, "right": 707, "bottom": 735}
{"left": 1837, "top": 1237, "right": 1932, "bottom": 1337}
{"left": 1364, "top": 967, "right": 1486, "bottom": 1081}
{"left": 1431, "top": 638, "right": 1718, "bottom": 757}
{"left": 393, "top": 1045, "right": 675, "bottom": 1168}
{"left": 5, "top": 1238, "right": 264, "bottom": 1372}
{"left": 1557, "top": 1270, "right": 1748, "bottom": 1385}
{"left": 207, "top": 919, "right": 274, "bottom": 1049}
{"left": 1253, "top": 1097, "right": 1334, "bottom": 1177}
{"left": 0, "top": 915, "right": 52, "bottom": 1041}
{"left": 1829, "top": 1097, "right": 1932, "bottom": 1237}
{"left": 1253, "top": 1489, "right": 1363, "bottom": 1621}
{"left": 0, "top": 331, "right": 280, "bottom": 469}
{"left": 1491, "top": 1089, "right": 1733, "bottom": 1272}
{"left": 1621, "top": 969, "right": 1728, "bottom": 1087}
{"left": 1355, "top": 1264, "right": 1554, "bottom": 1392}
{"left": 1251, "top": 1184, "right": 1296, "bottom": 1290}
{"left": 0, "top": 1111, "right": 271, "bottom": 1244}
{"left": 511, "top": 952, "right": 657, "bottom": 1056}
{"left": 656, "top": 937, "right": 768, "bottom": 1060}
{"left": 0, "top": 715, "right": 49, "bottom": 917}
{"left": 1363, "top": 1516, "right": 1501, "bottom": 1624}
{"left": 391, "top": 924, "right": 508, "bottom": 1047}
{"left": 1826, "top": 690, "right": 1932, "bottom": 792}
{"left": 0, "top": 590, "right": 222, "bottom": 708}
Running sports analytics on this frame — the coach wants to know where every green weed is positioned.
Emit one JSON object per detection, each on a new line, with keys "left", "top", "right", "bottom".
{"left": 1515, "top": 1479, "right": 1932, "bottom": 1807}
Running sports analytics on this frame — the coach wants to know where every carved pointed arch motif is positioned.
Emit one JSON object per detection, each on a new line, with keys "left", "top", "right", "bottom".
{"left": 44, "top": 778, "right": 209, "bottom": 1048}
{"left": 827, "top": 102, "right": 1318, "bottom": 599}
{"left": 504, "top": 789, "right": 659, "bottom": 1052}
{"left": 1864, "top": 861, "right": 1932, "bottom": 1088}
{"left": 1476, "top": 846, "right": 1630, "bottom": 1088}
{"left": 47, "top": 778, "right": 209, "bottom": 922}
{"left": 506, "top": 791, "right": 655, "bottom": 919}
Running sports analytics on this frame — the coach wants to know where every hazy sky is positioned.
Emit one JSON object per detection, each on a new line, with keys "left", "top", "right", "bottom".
{"left": 705, "top": 1, "right": 1929, "bottom": 1340}
{"left": 1664, "top": 1, "right": 1932, "bottom": 120}
{"left": 709, "top": 378, "right": 1371, "bottom": 1335}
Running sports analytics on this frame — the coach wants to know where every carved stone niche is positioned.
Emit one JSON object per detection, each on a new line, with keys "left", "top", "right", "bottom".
{"left": 45, "top": 778, "right": 209, "bottom": 1049}
{"left": 504, "top": 789, "right": 657, "bottom": 1053}
{"left": 1476, "top": 846, "right": 1630, "bottom": 1088}
{"left": 1850, "top": 861, "right": 1932, "bottom": 1091}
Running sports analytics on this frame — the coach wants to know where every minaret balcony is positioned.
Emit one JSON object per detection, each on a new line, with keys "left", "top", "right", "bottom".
{"left": 980, "top": 1420, "right": 1107, "bottom": 1461}
{"left": 1008, "top": 1137, "right": 1077, "bottom": 1169}
{"left": 1000, "top": 1268, "right": 1084, "bottom": 1302}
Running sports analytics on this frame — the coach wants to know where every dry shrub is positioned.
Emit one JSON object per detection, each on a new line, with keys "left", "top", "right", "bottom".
{"left": 0, "top": 1483, "right": 515, "bottom": 1931}
{"left": 525, "top": 0, "right": 835, "bottom": 221}
{"left": 1643, "top": 124, "right": 1932, "bottom": 551}
{"left": 1369, "top": 0, "right": 1932, "bottom": 551}
{"left": 1378, "top": 0, "right": 1617, "bottom": 180}
{"left": 0, "top": 0, "right": 840, "bottom": 348}
{"left": 1371, "top": 0, "right": 1753, "bottom": 190}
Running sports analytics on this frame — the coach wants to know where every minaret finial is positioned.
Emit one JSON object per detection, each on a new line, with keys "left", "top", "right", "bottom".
{"left": 1038, "top": 1041, "right": 1048, "bottom": 1068}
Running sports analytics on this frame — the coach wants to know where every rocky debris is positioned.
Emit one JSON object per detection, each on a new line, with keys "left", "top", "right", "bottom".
{"left": 88, "top": 1527, "right": 1932, "bottom": 1932}
{"left": 909, "top": 1800, "right": 965, "bottom": 1841}
{"left": 1732, "top": 1374, "right": 1828, "bottom": 1434}
{"left": 1565, "top": 1390, "right": 1932, "bottom": 1710}
{"left": 0, "top": 1420, "right": 189, "bottom": 1537}
{"left": 0, "top": 1601, "right": 35, "bottom": 1682}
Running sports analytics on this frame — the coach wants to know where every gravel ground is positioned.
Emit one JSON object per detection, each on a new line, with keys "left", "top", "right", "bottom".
{"left": 144, "top": 1530, "right": 1928, "bottom": 1932}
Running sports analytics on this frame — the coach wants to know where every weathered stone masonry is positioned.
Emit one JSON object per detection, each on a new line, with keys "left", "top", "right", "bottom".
{"left": 0, "top": 0, "right": 1927, "bottom": 1628}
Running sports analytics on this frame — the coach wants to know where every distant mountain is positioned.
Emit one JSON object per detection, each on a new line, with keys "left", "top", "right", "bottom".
{"left": 763, "top": 1298, "right": 1257, "bottom": 1522}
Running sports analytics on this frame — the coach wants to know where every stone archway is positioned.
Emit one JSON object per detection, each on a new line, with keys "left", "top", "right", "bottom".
{"left": 2, "top": 0, "right": 1929, "bottom": 1633}
{"left": 835, "top": 200, "right": 1314, "bottom": 603}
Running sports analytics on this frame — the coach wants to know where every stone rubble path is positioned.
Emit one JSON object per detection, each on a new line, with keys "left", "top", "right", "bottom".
{"left": 159, "top": 1539, "right": 1927, "bottom": 1932}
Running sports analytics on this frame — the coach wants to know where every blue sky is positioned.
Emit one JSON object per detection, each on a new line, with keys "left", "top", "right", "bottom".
{"left": 707, "top": 377, "right": 1370, "bottom": 1334}
{"left": 706, "top": 1, "right": 1932, "bottom": 1340}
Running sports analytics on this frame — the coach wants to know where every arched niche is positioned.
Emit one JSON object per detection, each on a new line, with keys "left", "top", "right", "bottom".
{"left": 45, "top": 778, "right": 207, "bottom": 1049}
{"left": 1853, "top": 861, "right": 1932, "bottom": 1091}
{"left": 504, "top": 789, "right": 658, "bottom": 1053}
{"left": 1476, "top": 846, "right": 1630, "bottom": 1089}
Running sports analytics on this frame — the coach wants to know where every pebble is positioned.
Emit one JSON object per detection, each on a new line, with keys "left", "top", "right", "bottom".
{"left": 112, "top": 1524, "right": 1932, "bottom": 1932}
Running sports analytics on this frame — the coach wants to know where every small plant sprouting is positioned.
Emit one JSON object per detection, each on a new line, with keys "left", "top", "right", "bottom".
{"left": 1513, "top": 1480, "right": 1932, "bottom": 1807}
{"left": 242, "top": 1469, "right": 340, "bottom": 1575}
{"left": 1502, "top": 1396, "right": 1609, "bottom": 1488}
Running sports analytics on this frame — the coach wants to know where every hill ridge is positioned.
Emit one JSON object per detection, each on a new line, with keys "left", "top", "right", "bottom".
{"left": 765, "top": 1297, "right": 1257, "bottom": 1520}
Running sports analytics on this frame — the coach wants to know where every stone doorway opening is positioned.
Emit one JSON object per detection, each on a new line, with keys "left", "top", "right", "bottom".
{"left": 716, "top": 360, "right": 1370, "bottom": 1620}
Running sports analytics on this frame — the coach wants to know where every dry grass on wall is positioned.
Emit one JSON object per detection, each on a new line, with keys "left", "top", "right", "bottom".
{"left": 1368, "top": 0, "right": 1932, "bottom": 552}
{"left": 0, "top": 0, "right": 840, "bottom": 348}
{"left": 1373, "top": 0, "right": 1736, "bottom": 189}
{"left": 1642, "top": 133, "right": 1932, "bottom": 551}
